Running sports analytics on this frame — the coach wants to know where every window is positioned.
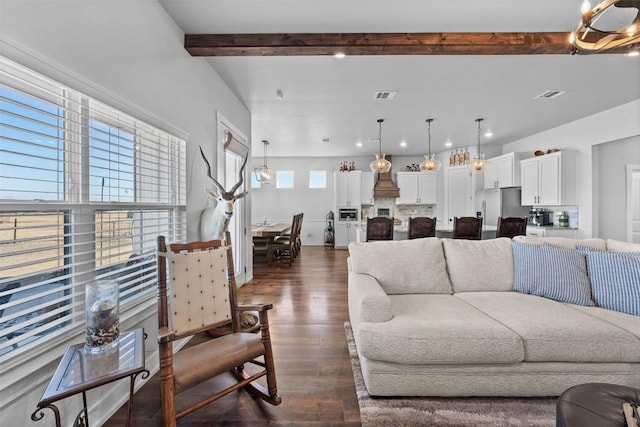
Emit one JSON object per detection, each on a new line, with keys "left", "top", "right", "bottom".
{"left": 0, "top": 57, "right": 186, "bottom": 358}
{"left": 251, "top": 172, "right": 261, "bottom": 189}
{"left": 276, "top": 171, "right": 294, "bottom": 189}
{"left": 309, "top": 170, "right": 327, "bottom": 189}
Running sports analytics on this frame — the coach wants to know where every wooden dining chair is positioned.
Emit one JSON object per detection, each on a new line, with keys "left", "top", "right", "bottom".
{"left": 407, "top": 217, "right": 437, "bottom": 239}
{"left": 496, "top": 216, "right": 528, "bottom": 238}
{"left": 366, "top": 216, "right": 394, "bottom": 241}
{"left": 157, "top": 232, "right": 281, "bottom": 426}
{"left": 452, "top": 216, "right": 483, "bottom": 240}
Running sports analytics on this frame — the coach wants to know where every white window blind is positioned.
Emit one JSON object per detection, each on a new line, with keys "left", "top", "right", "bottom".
{"left": 0, "top": 57, "right": 186, "bottom": 358}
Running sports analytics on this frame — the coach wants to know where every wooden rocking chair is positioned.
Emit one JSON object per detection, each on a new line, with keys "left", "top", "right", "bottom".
{"left": 157, "top": 232, "right": 281, "bottom": 427}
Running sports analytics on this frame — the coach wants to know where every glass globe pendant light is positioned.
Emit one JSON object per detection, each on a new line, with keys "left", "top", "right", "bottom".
{"left": 468, "top": 118, "right": 488, "bottom": 173}
{"left": 370, "top": 119, "right": 392, "bottom": 173}
{"left": 419, "top": 118, "right": 441, "bottom": 172}
{"left": 253, "top": 139, "right": 273, "bottom": 183}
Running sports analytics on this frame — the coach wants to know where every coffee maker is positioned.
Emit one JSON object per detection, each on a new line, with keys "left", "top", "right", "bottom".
{"left": 529, "top": 208, "right": 552, "bottom": 226}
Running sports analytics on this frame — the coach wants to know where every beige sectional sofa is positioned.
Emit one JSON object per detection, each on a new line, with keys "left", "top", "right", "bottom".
{"left": 347, "top": 236, "right": 640, "bottom": 397}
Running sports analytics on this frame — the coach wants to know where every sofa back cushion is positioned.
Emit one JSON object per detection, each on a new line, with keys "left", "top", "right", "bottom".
{"left": 586, "top": 251, "right": 640, "bottom": 316}
{"left": 606, "top": 239, "right": 640, "bottom": 253}
{"left": 513, "top": 236, "right": 606, "bottom": 251}
{"left": 512, "top": 241, "right": 594, "bottom": 306}
{"left": 348, "top": 238, "right": 452, "bottom": 295}
{"left": 442, "top": 238, "right": 514, "bottom": 292}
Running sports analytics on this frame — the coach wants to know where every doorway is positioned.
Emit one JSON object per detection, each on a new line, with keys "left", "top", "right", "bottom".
{"left": 627, "top": 164, "right": 640, "bottom": 243}
{"left": 217, "top": 113, "right": 249, "bottom": 284}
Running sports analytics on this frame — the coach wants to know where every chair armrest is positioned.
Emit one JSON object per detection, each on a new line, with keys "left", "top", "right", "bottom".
{"left": 348, "top": 271, "right": 393, "bottom": 324}
{"left": 237, "top": 303, "right": 273, "bottom": 312}
{"left": 157, "top": 326, "right": 175, "bottom": 344}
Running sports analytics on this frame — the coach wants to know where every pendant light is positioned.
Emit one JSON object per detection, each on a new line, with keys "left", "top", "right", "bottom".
{"left": 253, "top": 140, "right": 273, "bottom": 183}
{"left": 419, "top": 118, "right": 441, "bottom": 172}
{"left": 370, "top": 119, "right": 392, "bottom": 173}
{"left": 468, "top": 118, "right": 488, "bottom": 173}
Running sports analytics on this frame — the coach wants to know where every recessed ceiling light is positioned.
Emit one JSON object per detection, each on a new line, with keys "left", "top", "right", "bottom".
{"left": 400, "top": 141, "right": 407, "bottom": 148}
{"left": 356, "top": 141, "right": 363, "bottom": 148}
{"left": 445, "top": 141, "right": 453, "bottom": 147}
{"left": 484, "top": 131, "right": 493, "bottom": 138}
{"left": 334, "top": 52, "right": 346, "bottom": 59}
{"left": 627, "top": 51, "right": 640, "bottom": 57}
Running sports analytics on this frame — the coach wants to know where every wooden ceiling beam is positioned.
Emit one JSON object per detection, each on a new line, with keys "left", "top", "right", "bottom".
{"left": 185, "top": 32, "right": 578, "bottom": 56}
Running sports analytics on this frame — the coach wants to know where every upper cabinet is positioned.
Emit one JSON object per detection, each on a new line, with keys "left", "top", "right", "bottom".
{"left": 334, "top": 171, "right": 362, "bottom": 207}
{"left": 483, "top": 152, "right": 525, "bottom": 189}
{"left": 520, "top": 151, "right": 576, "bottom": 206}
{"left": 396, "top": 172, "right": 437, "bottom": 205}
{"left": 360, "top": 172, "right": 375, "bottom": 206}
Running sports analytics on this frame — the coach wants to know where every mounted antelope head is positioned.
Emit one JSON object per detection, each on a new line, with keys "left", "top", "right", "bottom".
{"left": 199, "top": 144, "right": 248, "bottom": 241}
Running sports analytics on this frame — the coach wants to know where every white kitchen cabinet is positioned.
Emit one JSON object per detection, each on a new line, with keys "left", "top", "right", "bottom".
{"left": 335, "top": 221, "right": 358, "bottom": 248}
{"left": 360, "top": 172, "right": 375, "bottom": 205}
{"left": 520, "top": 151, "right": 576, "bottom": 206}
{"left": 446, "top": 166, "right": 475, "bottom": 224}
{"left": 483, "top": 152, "right": 524, "bottom": 189}
{"left": 334, "top": 171, "right": 362, "bottom": 207}
{"left": 396, "top": 172, "right": 437, "bottom": 205}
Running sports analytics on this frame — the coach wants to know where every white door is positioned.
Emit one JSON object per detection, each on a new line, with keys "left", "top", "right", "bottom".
{"left": 447, "top": 167, "right": 473, "bottom": 225}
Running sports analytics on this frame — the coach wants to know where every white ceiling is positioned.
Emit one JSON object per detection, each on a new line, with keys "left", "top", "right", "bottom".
{"left": 159, "top": 0, "right": 640, "bottom": 158}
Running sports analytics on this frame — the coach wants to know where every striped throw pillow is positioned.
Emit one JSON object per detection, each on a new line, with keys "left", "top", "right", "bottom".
{"left": 586, "top": 251, "right": 640, "bottom": 316}
{"left": 513, "top": 241, "right": 595, "bottom": 306}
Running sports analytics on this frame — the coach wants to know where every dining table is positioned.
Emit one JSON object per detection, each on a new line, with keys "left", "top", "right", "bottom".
{"left": 252, "top": 222, "right": 291, "bottom": 239}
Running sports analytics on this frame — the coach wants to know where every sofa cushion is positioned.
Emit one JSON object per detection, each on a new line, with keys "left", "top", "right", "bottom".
{"left": 456, "top": 292, "right": 640, "bottom": 363}
{"left": 442, "top": 238, "right": 514, "bottom": 292}
{"left": 355, "top": 294, "right": 524, "bottom": 365}
{"left": 512, "top": 241, "right": 594, "bottom": 306}
{"left": 570, "top": 305, "right": 640, "bottom": 339}
{"left": 513, "top": 236, "right": 606, "bottom": 251}
{"left": 606, "top": 238, "right": 640, "bottom": 253}
{"left": 348, "top": 238, "right": 452, "bottom": 295}
{"left": 586, "top": 251, "right": 640, "bottom": 316}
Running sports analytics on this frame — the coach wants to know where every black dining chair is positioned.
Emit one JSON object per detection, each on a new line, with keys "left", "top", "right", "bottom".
{"left": 496, "top": 216, "right": 528, "bottom": 239}
{"left": 366, "top": 217, "right": 394, "bottom": 241}
{"left": 452, "top": 217, "right": 483, "bottom": 240}
{"left": 407, "top": 217, "right": 436, "bottom": 239}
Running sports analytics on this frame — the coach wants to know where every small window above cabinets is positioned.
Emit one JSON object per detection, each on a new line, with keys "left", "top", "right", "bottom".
{"left": 396, "top": 172, "right": 437, "bottom": 205}
{"left": 483, "top": 152, "right": 526, "bottom": 189}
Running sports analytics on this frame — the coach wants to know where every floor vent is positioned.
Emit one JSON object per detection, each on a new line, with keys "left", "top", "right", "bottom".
{"left": 534, "top": 90, "right": 568, "bottom": 99}
{"left": 373, "top": 90, "right": 398, "bottom": 100}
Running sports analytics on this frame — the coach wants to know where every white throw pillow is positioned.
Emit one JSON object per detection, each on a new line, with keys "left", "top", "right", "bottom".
{"left": 348, "top": 238, "right": 452, "bottom": 295}
{"left": 442, "top": 238, "right": 514, "bottom": 292}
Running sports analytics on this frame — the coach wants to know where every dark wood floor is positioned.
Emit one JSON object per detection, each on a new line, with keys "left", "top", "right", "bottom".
{"left": 104, "top": 247, "right": 360, "bottom": 426}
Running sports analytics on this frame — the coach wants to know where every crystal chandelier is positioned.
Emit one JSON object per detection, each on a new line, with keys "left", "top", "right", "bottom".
{"left": 569, "top": 0, "right": 640, "bottom": 54}
{"left": 370, "top": 119, "right": 392, "bottom": 173}
{"left": 419, "top": 118, "right": 441, "bottom": 172}
{"left": 468, "top": 118, "right": 488, "bottom": 173}
{"left": 253, "top": 140, "right": 273, "bottom": 183}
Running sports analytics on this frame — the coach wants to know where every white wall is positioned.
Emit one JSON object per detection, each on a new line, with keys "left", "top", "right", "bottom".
{"left": 0, "top": 1, "right": 250, "bottom": 425}
{"left": 593, "top": 135, "right": 640, "bottom": 240}
{"left": 503, "top": 99, "right": 640, "bottom": 238}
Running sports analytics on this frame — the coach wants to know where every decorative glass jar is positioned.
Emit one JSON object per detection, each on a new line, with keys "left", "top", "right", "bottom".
{"left": 85, "top": 280, "right": 120, "bottom": 353}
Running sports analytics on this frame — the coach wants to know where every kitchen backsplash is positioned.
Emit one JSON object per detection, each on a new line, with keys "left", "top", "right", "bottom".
{"left": 362, "top": 197, "right": 434, "bottom": 222}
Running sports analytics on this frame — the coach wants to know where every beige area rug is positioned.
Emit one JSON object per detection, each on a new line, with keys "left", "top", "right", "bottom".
{"left": 345, "top": 322, "right": 557, "bottom": 427}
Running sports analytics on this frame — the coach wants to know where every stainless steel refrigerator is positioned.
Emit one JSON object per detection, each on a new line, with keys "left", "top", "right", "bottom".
{"left": 483, "top": 187, "right": 531, "bottom": 227}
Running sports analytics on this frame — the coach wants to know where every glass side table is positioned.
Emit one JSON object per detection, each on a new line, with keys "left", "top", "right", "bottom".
{"left": 31, "top": 328, "right": 149, "bottom": 427}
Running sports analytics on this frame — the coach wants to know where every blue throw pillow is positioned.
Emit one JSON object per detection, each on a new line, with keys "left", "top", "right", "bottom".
{"left": 512, "top": 241, "right": 594, "bottom": 306}
{"left": 585, "top": 251, "right": 640, "bottom": 316}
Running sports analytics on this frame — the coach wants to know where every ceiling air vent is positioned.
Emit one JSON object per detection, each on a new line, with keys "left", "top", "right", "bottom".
{"left": 534, "top": 90, "right": 568, "bottom": 100}
{"left": 373, "top": 90, "right": 398, "bottom": 100}
{"left": 320, "top": 138, "right": 331, "bottom": 144}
